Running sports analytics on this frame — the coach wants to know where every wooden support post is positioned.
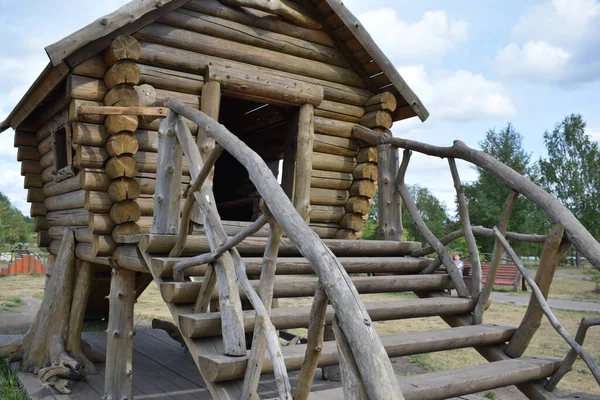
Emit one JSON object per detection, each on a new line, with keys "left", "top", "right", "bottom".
{"left": 448, "top": 158, "right": 482, "bottom": 306}
{"left": 295, "top": 285, "right": 328, "bottom": 400}
{"left": 505, "top": 225, "right": 570, "bottom": 357}
{"left": 242, "top": 209, "right": 283, "bottom": 399}
{"left": 151, "top": 112, "right": 182, "bottom": 235}
{"left": 197, "top": 80, "right": 221, "bottom": 159}
{"left": 293, "top": 104, "right": 314, "bottom": 221}
{"left": 474, "top": 191, "right": 519, "bottom": 321}
{"left": 377, "top": 144, "right": 401, "bottom": 240}
{"left": 104, "top": 267, "right": 136, "bottom": 400}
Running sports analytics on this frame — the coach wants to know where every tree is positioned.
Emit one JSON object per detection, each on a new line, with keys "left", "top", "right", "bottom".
{"left": 0, "top": 193, "right": 31, "bottom": 247}
{"left": 464, "top": 124, "right": 549, "bottom": 254}
{"left": 539, "top": 114, "right": 600, "bottom": 266}
{"left": 363, "top": 187, "right": 450, "bottom": 246}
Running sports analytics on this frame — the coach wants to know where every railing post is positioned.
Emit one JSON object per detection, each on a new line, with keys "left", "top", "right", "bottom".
{"left": 377, "top": 144, "right": 402, "bottom": 240}
{"left": 505, "top": 224, "right": 570, "bottom": 357}
{"left": 293, "top": 103, "right": 314, "bottom": 222}
{"left": 474, "top": 191, "right": 518, "bottom": 320}
{"left": 151, "top": 111, "right": 183, "bottom": 235}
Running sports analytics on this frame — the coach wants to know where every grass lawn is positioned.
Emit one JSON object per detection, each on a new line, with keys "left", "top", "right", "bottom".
{"left": 0, "top": 360, "right": 26, "bottom": 400}
{"left": 494, "top": 275, "right": 600, "bottom": 303}
{"left": 1, "top": 276, "right": 599, "bottom": 396}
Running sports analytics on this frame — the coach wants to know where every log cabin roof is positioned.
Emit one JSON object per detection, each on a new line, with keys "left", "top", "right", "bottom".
{"left": 0, "top": 0, "right": 428, "bottom": 133}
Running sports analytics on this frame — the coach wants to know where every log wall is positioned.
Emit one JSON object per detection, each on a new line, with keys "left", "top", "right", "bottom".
{"left": 22, "top": 0, "right": 398, "bottom": 245}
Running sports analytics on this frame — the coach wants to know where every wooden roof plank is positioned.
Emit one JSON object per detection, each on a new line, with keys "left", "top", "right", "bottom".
{"left": 318, "top": 0, "right": 429, "bottom": 121}
{"left": 45, "top": 0, "right": 195, "bottom": 67}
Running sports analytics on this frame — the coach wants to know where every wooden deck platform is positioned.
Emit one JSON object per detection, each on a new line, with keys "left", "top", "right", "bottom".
{"left": 2, "top": 329, "right": 340, "bottom": 399}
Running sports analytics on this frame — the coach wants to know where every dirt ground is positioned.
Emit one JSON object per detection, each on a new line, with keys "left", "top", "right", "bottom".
{"left": 1, "top": 276, "right": 598, "bottom": 398}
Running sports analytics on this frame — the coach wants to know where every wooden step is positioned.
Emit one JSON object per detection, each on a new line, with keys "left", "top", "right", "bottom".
{"left": 160, "top": 275, "right": 454, "bottom": 304}
{"left": 297, "top": 357, "right": 562, "bottom": 400}
{"left": 179, "top": 297, "right": 476, "bottom": 338}
{"left": 397, "top": 357, "right": 562, "bottom": 400}
{"left": 140, "top": 234, "right": 421, "bottom": 257}
{"left": 197, "top": 324, "right": 517, "bottom": 382}
{"left": 151, "top": 256, "right": 430, "bottom": 278}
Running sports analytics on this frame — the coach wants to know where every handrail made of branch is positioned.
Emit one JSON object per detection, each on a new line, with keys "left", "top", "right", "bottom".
{"left": 353, "top": 125, "right": 600, "bottom": 272}
{"left": 449, "top": 158, "right": 482, "bottom": 301}
{"left": 411, "top": 226, "right": 547, "bottom": 258}
{"left": 493, "top": 227, "right": 600, "bottom": 386}
{"left": 166, "top": 99, "right": 404, "bottom": 399}
{"left": 397, "top": 149, "right": 470, "bottom": 298}
{"left": 546, "top": 317, "right": 600, "bottom": 390}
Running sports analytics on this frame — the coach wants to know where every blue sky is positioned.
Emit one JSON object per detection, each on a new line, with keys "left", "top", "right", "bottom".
{"left": 1, "top": 0, "right": 599, "bottom": 216}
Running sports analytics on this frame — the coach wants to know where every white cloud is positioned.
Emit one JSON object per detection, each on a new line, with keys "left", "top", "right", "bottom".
{"left": 398, "top": 66, "right": 516, "bottom": 122}
{"left": 357, "top": 8, "right": 468, "bottom": 64}
{"left": 495, "top": 0, "right": 600, "bottom": 84}
{"left": 495, "top": 41, "right": 571, "bottom": 82}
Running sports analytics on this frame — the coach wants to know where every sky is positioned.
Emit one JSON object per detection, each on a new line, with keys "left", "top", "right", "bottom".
{"left": 1, "top": 0, "right": 600, "bottom": 216}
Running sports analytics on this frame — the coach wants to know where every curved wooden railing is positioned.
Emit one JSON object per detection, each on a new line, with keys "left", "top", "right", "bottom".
{"left": 355, "top": 125, "right": 600, "bottom": 390}
{"left": 154, "top": 99, "right": 404, "bottom": 400}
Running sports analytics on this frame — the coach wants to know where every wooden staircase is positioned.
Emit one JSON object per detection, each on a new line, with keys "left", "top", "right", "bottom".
{"left": 140, "top": 233, "right": 562, "bottom": 399}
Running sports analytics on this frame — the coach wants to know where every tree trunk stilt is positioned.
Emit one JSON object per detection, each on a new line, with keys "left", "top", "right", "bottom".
{"left": 0, "top": 231, "right": 95, "bottom": 394}
{"left": 104, "top": 267, "right": 136, "bottom": 400}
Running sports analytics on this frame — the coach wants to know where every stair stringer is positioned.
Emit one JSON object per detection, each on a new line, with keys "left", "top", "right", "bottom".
{"left": 139, "top": 245, "right": 246, "bottom": 399}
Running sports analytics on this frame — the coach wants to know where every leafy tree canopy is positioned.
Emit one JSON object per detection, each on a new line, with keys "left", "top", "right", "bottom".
{"left": 539, "top": 114, "right": 600, "bottom": 238}
{"left": 0, "top": 193, "right": 32, "bottom": 247}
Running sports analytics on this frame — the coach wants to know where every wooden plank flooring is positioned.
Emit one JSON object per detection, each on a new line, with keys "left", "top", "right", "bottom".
{"left": 2, "top": 330, "right": 340, "bottom": 399}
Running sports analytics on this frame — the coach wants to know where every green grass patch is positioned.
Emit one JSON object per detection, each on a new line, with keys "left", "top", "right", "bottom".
{"left": 0, "top": 360, "right": 26, "bottom": 400}
{"left": 1, "top": 297, "right": 25, "bottom": 313}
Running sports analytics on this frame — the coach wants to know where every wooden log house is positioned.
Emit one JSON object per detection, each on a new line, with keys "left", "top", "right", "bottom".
{"left": 3, "top": 1, "right": 599, "bottom": 399}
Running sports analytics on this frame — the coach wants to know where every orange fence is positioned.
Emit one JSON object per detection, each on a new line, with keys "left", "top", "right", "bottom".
{"left": 0, "top": 255, "right": 46, "bottom": 276}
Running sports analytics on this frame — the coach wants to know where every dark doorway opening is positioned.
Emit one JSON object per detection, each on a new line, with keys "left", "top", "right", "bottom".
{"left": 213, "top": 96, "right": 297, "bottom": 222}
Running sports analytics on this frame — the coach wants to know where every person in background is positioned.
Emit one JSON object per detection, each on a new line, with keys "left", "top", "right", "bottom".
{"left": 454, "top": 252, "right": 464, "bottom": 276}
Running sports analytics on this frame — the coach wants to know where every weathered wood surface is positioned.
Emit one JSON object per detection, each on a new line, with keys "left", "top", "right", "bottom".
{"left": 6, "top": 329, "right": 341, "bottom": 400}
{"left": 136, "top": 23, "right": 364, "bottom": 88}
{"left": 546, "top": 317, "right": 600, "bottom": 390}
{"left": 219, "top": 0, "right": 321, "bottom": 29}
{"left": 505, "top": 224, "right": 570, "bottom": 357}
{"left": 474, "top": 191, "right": 518, "bottom": 323}
{"left": 397, "top": 150, "right": 469, "bottom": 298}
{"left": 180, "top": 297, "right": 475, "bottom": 339}
{"left": 242, "top": 215, "right": 284, "bottom": 398}
{"left": 197, "top": 324, "right": 517, "bottom": 383}
{"left": 493, "top": 228, "right": 600, "bottom": 386}
{"left": 137, "top": 42, "right": 371, "bottom": 106}
{"left": 45, "top": 2, "right": 193, "bottom": 66}
{"left": 377, "top": 144, "right": 401, "bottom": 241}
{"left": 161, "top": 275, "right": 453, "bottom": 304}
{"left": 141, "top": 234, "right": 420, "bottom": 257}
{"left": 174, "top": 115, "right": 247, "bottom": 358}
{"left": 153, "top": 256, "right": 429, "bottom": 278}
{"left": 410, "top": 226, "right": 548, "bottom": 258}
{"left": 151, "top": 112, "right": 182, "bottom": 235}
{"left": 207, "top": 64, "right": 324, "bottom": 107}
{"left": 353, "top": 125, "right": 600, "bottom": 272}
{"left": 294, "top": 104, "right": 315, "bottom": 221}
{"left": 173, "top": 114, "right": 291, "bottom": 397}
{"left": 295, "top": 286, "right": 328, "bottom": 400}
{"left": 104, "top": 268, "right": 136, "bottom": 400}
{"left": 449, "top": 158, "right": 481, "bottom": 302}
